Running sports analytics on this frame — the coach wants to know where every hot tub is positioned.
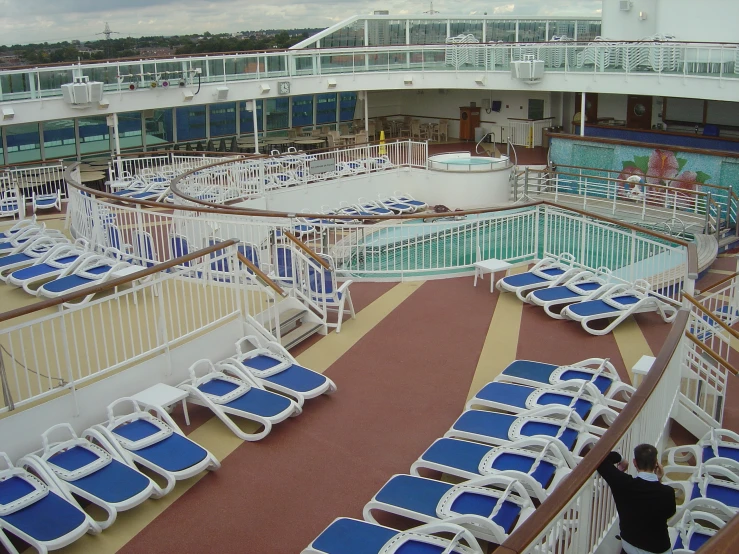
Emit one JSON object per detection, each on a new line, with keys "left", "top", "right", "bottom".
{"left": 428, "top": 152, "right": 510, "bottom": 172}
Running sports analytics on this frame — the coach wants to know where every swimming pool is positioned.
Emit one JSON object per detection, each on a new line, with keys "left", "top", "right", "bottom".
{"left": 428, "top": 152, "right": 510, "bottom": 172}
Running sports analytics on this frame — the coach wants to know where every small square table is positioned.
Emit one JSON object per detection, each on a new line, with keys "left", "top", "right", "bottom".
{"left": 473, "top": 258, "right": 512, "bottom": 292}
{"left": 631, "top": 355, "right": 656, "bottom": 387}
{"left": 131, "top": 383, "right": 190, "bottom": 425}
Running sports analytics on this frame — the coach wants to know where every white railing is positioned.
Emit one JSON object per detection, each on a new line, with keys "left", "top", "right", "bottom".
{"left": 0, "top": 41, "right": 738, "bottom": 103}
{"left": 0, "top": 161, "right": 66, "bottom": 200}
{"left": 507, "top": 118, "right": 554, "bottom": 148}
{"left": 524, "top": 169, "right": 713, "bottom": 235}
{"left": 0, "top": 245, "right": 248, "bottom": 413}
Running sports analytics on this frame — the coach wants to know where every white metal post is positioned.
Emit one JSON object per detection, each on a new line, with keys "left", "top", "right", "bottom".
{"left": 364, "top": 91, "right": 369, "bottom": 136}
{"left": 252, "top": 101, "right": 260, "bottom": 154}
{"left": 580, "top": 91, "right": 586, "bottom": 136}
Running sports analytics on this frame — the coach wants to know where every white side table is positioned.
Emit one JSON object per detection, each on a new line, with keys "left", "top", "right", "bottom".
{"left": 473, "top": 258, "right": 513, "bottom": 292}
{"left": 631, "top": 355, "right": 656, "bottom": 387}
{"left": 131, "top": 383, "right": 190, "bottom": 426}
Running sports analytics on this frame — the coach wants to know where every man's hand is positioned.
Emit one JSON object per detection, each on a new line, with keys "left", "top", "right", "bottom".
{"left": 655, "top": 462, "right": 664, "bottom": 481}
{"left": 617, "top": 460, "right": 629, "bottom": 472}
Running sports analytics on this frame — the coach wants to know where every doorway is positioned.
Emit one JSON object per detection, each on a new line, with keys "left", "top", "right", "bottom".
{"left": 627, "top": 95, "right": 653, "bottom": 129}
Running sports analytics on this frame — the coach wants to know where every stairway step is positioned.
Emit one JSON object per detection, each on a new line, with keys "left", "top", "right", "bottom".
{"left": 267, "top": 307, "right": 307, "bottom": 335}
{"left": 280, "top": 321, "right": 322, "bottom": 350}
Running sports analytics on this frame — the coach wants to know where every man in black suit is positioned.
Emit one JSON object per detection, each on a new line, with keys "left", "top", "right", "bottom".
{"left": 597, "top": 444, "right": 677, "bottom": 554}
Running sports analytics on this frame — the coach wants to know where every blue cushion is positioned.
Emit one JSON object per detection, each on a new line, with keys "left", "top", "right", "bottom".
{"left": 0, "top": 477, "right": 86, "bottom": 542}
{"left": 559, "top": 370, "right": 613, "bottom": 394}
{"left": 450, "top": 493, "right": 520, "bottom": 532}
{"left": 0, "top": 253, "right": 32, "bottom": 268}
{"left": 520, "top": 421, "right": 578, "bottom": 449}
{"left": 198, "top": 378, "right": 293, "bottom": 417}
{"left": 262, "top": 365, "right": 327, "bottom": 394}
{"left": 536, "top": 393, "right": 593, "bottom": 418}
{"left": 698, "top": 483, "right": 739, "bottom": 508}
{"left": 11, "top": 257, "right": 77, "bottom": 280}
{"left": 42, "top": 265, "right": 110, "bottom": 294}
{"left": 452, "top": 411, "right": 515, "bottom": 440}
{"left": 703, "top": 445, "right": 739, "bottom": 462}
{"left": 312, "top": 518, "right": 397, "bottom": 554}
{"left": 475, "top": 383, "right": 535, "bottom": 409}
{"left": 241, "top": 355, "right": 282, "bottom": 372}
{"left": 501, "top": 360, "right": 558, "bottom": 383}
{"left": 491, "top": 453, "right": 557, "bottom": 488}
{"left": 420, "top": 438, "right": 490, "bottom": 474}
{"left": 49, "top": 446, "right": 150, "bottom": 503}
{"left": 567, "top": 295, "right": 640, "bottom": 317}
{"left": 113, "top": 420, "right": 207, "bottom": 472}
{"left": 531, "top": 286, "right": 585, "bottom": 302}
{"left": 500, "top": 273, "right": 550, "bottom": 288}
{"left": 688, "top": 532, "right": 710, "bottom": 551}
{"left": 375, "top": 475, "right": 452, "bottom": 518}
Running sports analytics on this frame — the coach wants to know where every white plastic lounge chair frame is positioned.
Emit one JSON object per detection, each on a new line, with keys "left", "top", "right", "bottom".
{"left": 302, "top": 519, "right": 483, "bottom": 554}
{"left": 307, "top": 254, "right": 355, "bottom": 333}
{"left": 670, "top": 505, "right": 733, "bottom": 554}
{"left": 19, "top": 424, "right": 157, "bottom": 530}
{"left": 0, "top": 236, "right": 71, "bottom": 280}
{"left": 525, "top": 267, "right": 617, "bottom": 319}
{"left": 410, "top": 437, "right": 574, "bottom": 501}
{"left": 178, "top": 359, "right": 300, "bottom": 441}
{"left": 497, "top": 253, "right": 582, "bottom": 301}
{"left": 36, "top": 255, "right": 134, "bottom": 304}
{"left": 364, "top": 473, "right": 536, "bottom": 544}
{"left": 0, "top": 216, "right": 37, "bottom": 239}
{"left": 228, "top": 335, "right": 336, "bottom": 408}
{"left": 32, "top": 190, "right": 62, "bottom": 213}
{"left": 6, "top": 244, "right": 95, "bottom": 293}
{"left": 0, "top": 453, "right": 99, "bottom": 554}
{"left": 663, "top": 462, "right": 739, "bottom": 517}
{"left": 666, "top": 428, "right": 739, "bottom": 475}
{"left": 84, "top": 398, "right": 220, "bottom": 496}
{"left": 561, "top": 279, "right": 679, "bottom": 335}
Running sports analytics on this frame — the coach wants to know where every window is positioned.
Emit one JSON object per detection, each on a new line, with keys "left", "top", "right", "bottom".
{"left": 43, "top": 119, "right": 76, "bottom": 160}
{"left": 528, "top": 99, "right": 545, "bottom": 120}
{"left": 291, "top": 96, "right": 314, "bottom": 128}
{"left": 78, "top": 116, "right": 110, "bottom": 155}
{"left": 240, "top": 100, "right": 263, "bottom": 134}
{"left": 265, "top": 98, "right": 289, "bottom": 131}
{"left": 316, "top": 93, "right": 337, "bottom": 124}
{"left": 117, "top": 111, "right": 143, "bottom": 150}
{"left": 5, "top": 123, "right": 41, "bottom": 163}
{"left": 175, "top": 105, "right": 206, "bottom": 141}
{"left": 209, "top": 103, "right": 236, "bottom": 137}
{"left": 339, "top": 92, "right": 357, "bottom": 122}
{"left": 145, "top": 109, "right": 174, "bottom": 147}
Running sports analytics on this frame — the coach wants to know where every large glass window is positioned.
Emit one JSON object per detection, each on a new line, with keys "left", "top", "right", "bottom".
{"left": 339, "top": 92, "right": 357, "bottom": 122}
{"left": 518, "top": 21, "right": 547, "bottom": 42}
{"left": 175, "top": 105, "right": 206, "bottom": 142}
{"left": 449, "top": 20, "right": 483, "bottom": 41}
{"left": 117, "top": 111, "right": 142, "bottom": 151}
{"left": 488, "top": 21, "right": 516, "bottom": 43}
{"left": 240, "top": 100, "right": 263, "bottom": 134}
{"left": 409, "top": 21, "right": 447, "bottom": 44}
{"left": 5, "top": 123, "right": 41, "bottom": 164}
{"left": 43, "top": 119, "right": 76, "bottom": 160}
{"left": 145, "top": 109, "right": 173, "bottom": 147}
{"left": 265, "top": 98, "right": 289, "bottom": 131}
{"left": 291, "top": 95, "right": 314, "bottom": 128}
{"left": 78, "top": 116, "right": 110, "bottom": 155}
{"left": 316, "top": 93, "right": 337, "bottom": 125}
{"left": 576, "top": 21, "right": 601, "bottom": 42}
{"left": 367, "top": 20, "right": 406, "bottom": 46}
{"left": 321, "top": 20, "right": 365, "bottom": 47}
{"left": 209, "top": 103, "right": 236, "bottom": 137}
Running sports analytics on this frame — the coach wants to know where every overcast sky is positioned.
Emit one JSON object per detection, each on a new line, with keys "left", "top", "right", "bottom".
{"left": 0, "top": 0, "right": 602, "bottom": 47}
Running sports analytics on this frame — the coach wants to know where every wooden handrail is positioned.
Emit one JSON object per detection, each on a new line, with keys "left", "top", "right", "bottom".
{"left": 699, "top": 271, "right": 739, "bottom": 294}
{"left": 696, "top": 513, "right": 739, "bottom": 553}
{"left": 494, "top": 310, "right": 690, "bottom": 554}
{"left": 282, "top": 230, "right": 331, "bottom": 270}
{"left": 0, "top": 240, "right": 238, "bottom": 324}
{"left": 236, "top": 252, "right": 287, "bottom": 297}
{"left": 685, "top": 331, "right": 739, "bottom": 376}
{"left": 683, "top": 292, "right": 739, "bottom": 342}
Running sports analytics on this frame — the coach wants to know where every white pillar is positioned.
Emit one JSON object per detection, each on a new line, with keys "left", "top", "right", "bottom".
{"left": 252, "top": 101, "right": 260, "bottom": 154}
{"left": 580, "top": 91, "right": 586, "bottom": 137}
{"left": 110, "top": 113, "right": 123, "bottom": 177}
{"left": 364, "top": 91, "right": 369, "bottom": 137}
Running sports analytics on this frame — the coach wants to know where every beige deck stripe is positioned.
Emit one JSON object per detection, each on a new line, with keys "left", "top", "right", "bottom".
{"left": 709, "top": 269, "right": 735, "bottom": 276}
{"left": 52, "top": 281, "right": 421, "bottom": 553}
{"left": 296, "top": 281, "right": 422, "bottom": 372}
{"left": 612, "top": 318, "right": 653, "bottom": 382}
{"left": 466, "top": 267, "right": 526, "bottom": 400}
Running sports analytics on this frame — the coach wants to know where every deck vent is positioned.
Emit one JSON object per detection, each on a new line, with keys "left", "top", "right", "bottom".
{"left": 511, "top": 55, "right": 544, "bottom": 84}
{"left": 620, "top": 0, "right": 632, "bottom": 11}
{"left": 61, "top": 76, "right": 104, "bottom": 108}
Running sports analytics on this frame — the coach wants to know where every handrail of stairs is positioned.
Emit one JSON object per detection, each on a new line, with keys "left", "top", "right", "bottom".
{"left": 236, "top": 251, "right": 288, "bottom": 297}
{"left": 683, "top": 292, "right": 739, "bottom": 343}
{"left": 282, "top": 230, "right": 331, "bottom": 270}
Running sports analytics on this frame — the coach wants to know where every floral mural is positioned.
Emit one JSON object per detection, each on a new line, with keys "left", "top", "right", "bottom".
{"left": 617, "top": 148, "right": 711, "bottom": 203}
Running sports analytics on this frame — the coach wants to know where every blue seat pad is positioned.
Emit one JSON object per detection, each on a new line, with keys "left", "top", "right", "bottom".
{"left": 531, "top": 286, "right": 585, "bottom": 302}
{"left": 501, "top": 268, "right": 561, "bottom": 288}
{"left": 559, "top": 369, "right": 613, "bottom": 394}
{"left": 452, "top": 411, "right": 515, "bottom": 440}
{"left": 49, "top": 446, "right": 150, "bottom": 503}
{"left": 536, "top": 393, "right": 593, "bottom": 418}
{"left": 491, "top": 453, "right": 557, "bottom": 488}
{"left": 312, "top": 518, "right": 397, "bottom": 554}
{"left": 375, "top": 475, "right": 521, "bottom": 532}
{"left": 501, "top": 360, "right": 559, "bottom": 382}
{"left": 688, "top": 532, "right": 710, "bottom": 551}
{"left": 0, "top": 253, "right": 32, "bottom": 268}
{"left": 262, "top": 365, "right": 327, "bottom": 393}
{"left": 36, "top": 197, "right": 57, "bottom": 206}
{"left": 420, "top": 438, "right": 490, "bottom": 474}
{"left": 198, "top": 378, "right": 293, "bottom": 417}
{"left": 42, "top": 265, "right": 110, "bottom": 294}
{"left": 703, "top": 446, "right": 739, "bottom": 462}
{"left": 520, "top": 421, "right": 578, "bottom": 449}
{"left": 113, "top": 420, "right": 207, "bottom": 472}
{"left": 11, "top": 256, "right": 79, "bottom": 280}
{"left": 475, "top": 383, "right": 535, "bottom": 409}
{"left": 0, "top": 477, "right": 86, "bottom": 542}
{"left": 567, "top": 295, "right": 640, "bottom": 317}
{"left": 693, "top": 483, "right": 739, "bottom": 508}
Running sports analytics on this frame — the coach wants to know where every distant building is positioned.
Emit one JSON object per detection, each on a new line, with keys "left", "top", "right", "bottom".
{"left": 138, "top": 47, "right": 174, "bottom": 57}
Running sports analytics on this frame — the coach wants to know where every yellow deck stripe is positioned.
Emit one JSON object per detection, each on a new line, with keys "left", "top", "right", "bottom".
{"left": 55, "top": 281, "right": 421, "bottom": 553}
{"left": 709, "top": 269, "right": 735, "bottom": 276}
{"left": 467, "top": 267, "right": 526, "bottom": 400}
{"left": 612, "top": 318, "right": 653, "bottom": 382}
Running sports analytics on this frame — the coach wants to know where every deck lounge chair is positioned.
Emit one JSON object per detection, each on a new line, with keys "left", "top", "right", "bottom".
{"left": 337, "top": 202, "right": 373, "bottom": 219}
{"left": 0, "top": 226, "right": 62, "bottom": 255}
{"left": 0, "top": 453, "right": 98, "bottom": 553}
{"left": 497, "top": 253, "right": 581, "bottom": 301}
{"left": 133, "top": 231, "right": 158, "bottom": 267}
{"left": 0, "top": 216, "right": 37, "bottom": 240}
{"left": 410, "top": 437, "right": 574, "bottom": 501}
{"left": 364, "top": 474, "right": 535, "bottom": 543}
{"left": 561, "top": 279, "right": 678, "bottom": 335}
{"left": 84, "top": 398, "right": 220, "bottom": 496}
{"left": 178, "top": 359, "right": 300, "bottom": 441}
{"left": 666, "top": 429, "right": 739, "bottom": 473}
{"left": 5, "top": 243, "right": 93, "bottom": 292}
{"left": 36, "top": 256, "right": 134, "bottom": 302}
{"left": 226, "top": 335, "right": 336, "bottom": 408}
{"left": 32, "top": 190, "right": 62, "bottom": 213}
{"left": 302, "top": 518, "right": 483, "bottom": 554}
{"left": 465, "top": 380, "right": 619, "bottom": 425}
{"left": 526, "top": 267, "right": 616, "bottom": 319}
{"left": 445, "top": 405, "right": 602, "bottom": 456}
{"left": 0, "top": 189, "right": 22, "bottom": 219}
{"left": 0, "top": 236, "right": 68, "bottom": 277}
{"left": 670, "top": 506, "right": 733, "bottom": 554}
{"left": 19, "top": 424, "right": 158, "bottom": 530}
{"left": 664, "top": 462, "right": 739, "bottom": 514}
{"left": 495, "top": 358, "right": 634, "bottom": 402}
{"left": 356, "top": 198, "right": 394, "bottom": 216}
{"left": 307, "top": 254, "right": 355, "bottom": 333}
{"left": 392, "top": 191, "right": 426, "bottom": 211}
{"left": 377, "top": 195, "right": 414, "bottom": 214}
